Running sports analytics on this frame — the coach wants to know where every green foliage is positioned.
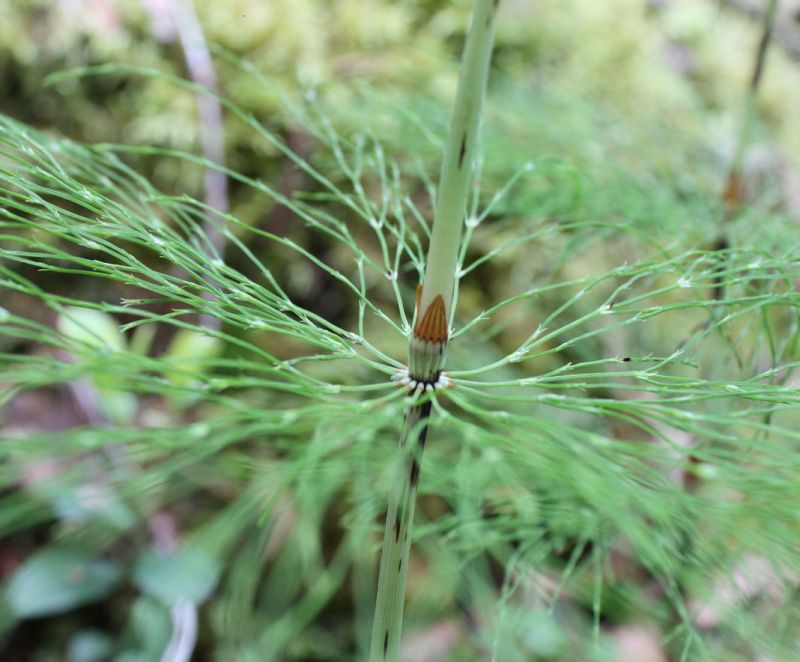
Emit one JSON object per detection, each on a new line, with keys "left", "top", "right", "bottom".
{"left": 5, "top": 547, "right": 121, "bottom": 619}
{"left": 1, "top": 6, "right": 800, "bottom": 661}
{"left": 133, "top": 547, "right": 220, "bottom": 606}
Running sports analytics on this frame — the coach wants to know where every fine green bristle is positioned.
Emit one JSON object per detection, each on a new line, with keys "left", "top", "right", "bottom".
{"left": 2, "top": 10, "right": 800, "bottom": 661}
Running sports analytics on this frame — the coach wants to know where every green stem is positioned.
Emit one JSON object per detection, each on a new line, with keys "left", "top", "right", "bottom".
{"left": 369, "top": 2, "right": 499, "bottom": 660}
{"left": 419, "top": 0, "right": 501, "bottom": 321}
{"left": 722, "top": 0, "right": 778, "bottom": 218}
{"left": 369, "top": 401, "right": 432, "bottom": 662}
{"left": 714, "top": 0, "right": 778, "bottom": 302}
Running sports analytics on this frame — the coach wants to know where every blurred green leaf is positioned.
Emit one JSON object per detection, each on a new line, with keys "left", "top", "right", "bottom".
{"left": 93, "top": 388, "right": 138, "bottom": 426}
{"left": 55, "top": 306, "right": 138, "bottom": 422}
{"left": 164, "top": 329, "right": 223, "bottom": 387}
{"left": 128, "top": 324, "right": 157, "bottom": 357}
{"left": 57, "top": 307, "right": 126, "bottom": 353}
{"left": 68, "top": 629, "right": 114, "bottom": 662}
{"left": 116, "top": 596, "right": 172, "bottom": 662}
{"left": 133, "top": 547, "right": 220, "bottom": 606}
{"left": 5, "top": 547, "right": 121, "bottom": 618}
{"left": 51, "top": 483, "right": 137, "bottom": 531}
{"left": 521, "top": 611, "right": 567, "bottom": 658}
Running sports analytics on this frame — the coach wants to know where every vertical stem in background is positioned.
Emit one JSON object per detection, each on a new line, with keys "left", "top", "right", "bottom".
{"left": 369, "top": 2, "right": 499, "bottom": 661}
{"left": 720, "top": 0, "right": 778, "bottom": 223}
{"left": 143, "top": 0, "right": 229, "bottom": 332}
{"left": 713, "top": 0, "right": 778, "bottom": 301}
{"left": 173, "top": 0, "right": 227, "bottom": 334}
{"left": 170, "top": 0, "right": 229, "bottom": 248}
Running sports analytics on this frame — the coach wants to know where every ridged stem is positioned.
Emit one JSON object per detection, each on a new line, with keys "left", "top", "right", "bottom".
{"left": 419, "top": 0, "right": 501, "bottom": 321}
{"left": 369, "top": 2, "right": 499, "bottom": 661}
{"left": 368, "top": 401, "right": 432, "bottom": 662}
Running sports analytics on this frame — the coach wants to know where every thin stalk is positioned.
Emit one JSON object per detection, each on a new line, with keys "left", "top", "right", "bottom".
{"left": 369, "top": 2, "right": 499, "bottom": 660}
{"left": 720, "top": 0, "right": 778, "bottom": 221}
{"left": 713, "top": 0, "right": 778, "bottom": 301}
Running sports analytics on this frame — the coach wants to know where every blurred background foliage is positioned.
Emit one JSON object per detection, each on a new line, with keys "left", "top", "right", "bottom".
{"left": 2, "top": 1, "right": 800, "bottom": 661}
{"left": 3, "top": 0, "right": 800, "bottom": 201}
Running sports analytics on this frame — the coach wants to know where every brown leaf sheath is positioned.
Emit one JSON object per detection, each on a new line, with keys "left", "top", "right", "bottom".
{"left": 413, "top": 294, "right": 448, "bottom": 343}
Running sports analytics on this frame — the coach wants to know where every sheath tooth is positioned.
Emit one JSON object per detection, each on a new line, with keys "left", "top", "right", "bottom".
{"left": 413, "top": 294, "right": 448, "bottom": 344}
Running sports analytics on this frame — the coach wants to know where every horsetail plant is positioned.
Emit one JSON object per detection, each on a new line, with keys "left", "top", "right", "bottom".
{"left": 369, "top": 1, "right": 500, "bottom": 659}
{"left": 5, "top": 4, "right": 800, "bottom": 660}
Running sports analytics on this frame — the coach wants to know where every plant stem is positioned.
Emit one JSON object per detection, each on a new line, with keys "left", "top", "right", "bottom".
{"left": 369, "top": 401, "right": 432, "bottom": 662}
{"left": 418, "top": 0, "right": 501, "bottom": 321}
{"left": 712, "top": 0, "right": 777, "bottom": 302}
{"left": 166, "top": 0, "right": 228, "bottom": 334}
{"left": 720, "top": 0, "right": 778, "bottom": 221}
{"left": 369, "top": 2, "right": 499, "bottom": 660}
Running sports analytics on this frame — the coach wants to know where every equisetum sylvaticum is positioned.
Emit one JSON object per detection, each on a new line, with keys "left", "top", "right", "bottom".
{"left": 369, "top": 1, "right": 500, "bottom": 660}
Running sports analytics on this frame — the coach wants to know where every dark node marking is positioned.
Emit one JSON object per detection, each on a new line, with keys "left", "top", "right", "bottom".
{"left": 410, "top": 459, "right": 420, "bottom": 487}
{"left": 622, "top": 357, "right": 631, "bottom": 362}
{"left": 394, "top": 513, "right": 401, "bottom": 542}
{"left": 750, "top": 18, "right": 773, "bottom": 91}
{"left": 417, "top": 400, "right": 433, "bottom": 450}
{"left": 458, "top": 134, "right": 467, "bottom": 168}
{"left": 384, "top": 631, "right": 389, "bottom": 654}
{"left": 398, "top": 559, "right": 402, "bottom": 571}
{"left": 494, "top": 0, "right": 500, "bottom": 8}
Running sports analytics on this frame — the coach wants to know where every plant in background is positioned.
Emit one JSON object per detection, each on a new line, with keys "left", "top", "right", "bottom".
{"left": 713, "top": 0, "right": 778, "bottom": 301}
{"left": 2, "top": 2, "right": 800, "bottom": 661}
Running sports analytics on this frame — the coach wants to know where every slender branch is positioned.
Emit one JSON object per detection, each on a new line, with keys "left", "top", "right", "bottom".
{"left": 713, "top": 0, "right": 778, "bottom": 301}
{"left": 369, "top": 2, "right": 500, "bottom": 660}
{"left": 720, "top": 0, "right": 779, "bottom": 221}
{"left": 720, "top": 0, "right": 800, "bottom": 62}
